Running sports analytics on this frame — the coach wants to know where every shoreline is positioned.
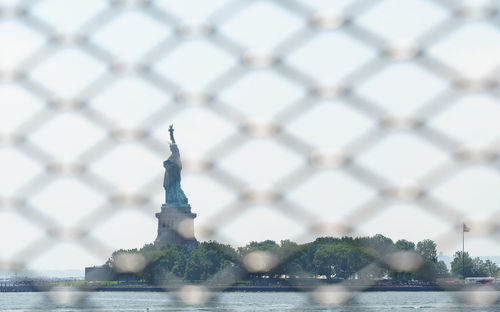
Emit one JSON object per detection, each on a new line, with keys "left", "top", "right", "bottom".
{"left": 1, "top": 285, "right": 498, "bottom": 293}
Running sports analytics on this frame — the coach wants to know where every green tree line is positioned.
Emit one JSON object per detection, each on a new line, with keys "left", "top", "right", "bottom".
{"left": 450, "top": 251, "right": 499, "bottom": 279}
{"left": 104, "top": 234, "right": 499, "bottom": 283}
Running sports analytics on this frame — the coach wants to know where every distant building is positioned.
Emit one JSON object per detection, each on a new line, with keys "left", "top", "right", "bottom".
{"left": 84, "top": 266, "right": 113, "bottom": 282}
{"left": 438, "top": 252, "right": 451, "bottom": 269}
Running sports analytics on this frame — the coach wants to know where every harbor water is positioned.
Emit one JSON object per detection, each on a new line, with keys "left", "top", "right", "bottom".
{"left": 1, "top": 291, "right": 500, "bottom": 311}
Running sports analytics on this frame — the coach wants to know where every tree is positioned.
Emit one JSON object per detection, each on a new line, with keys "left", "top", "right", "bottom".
{"left": 482, "top": 259, "right": 499, "bottom": 277}
{"left": 450, "top": 252, "right": 499, "bottom": 278}
{"left": 471, "top": 257, "right": 488, "bottom": 277}
{"left": 466, "top": 257, "right": 498, "bottom": 277}
{"left": 389, "top": 239, "right": 417, "bottom": 281}
{"left": 238, "top": 240, "right": 279, "bottom": 255}
{"left": 416, "top": 239, "right": 437, "bottom": 263}
{"left": 435, "top": 260, "right": 449, "bottom": 278}
{"left": 277, "top": 240, "right": 304, "bottom": 276}
{"left": 103, "top": 235, "right": 468, "bottom": 284}
{"left": 331, "top": 243, "right": 354, "bottom": 279}
{"left": 313, "top": 244, "right": 336, "bottom": 279}
{"left": 368, "top": 234, "right": 394, "bottom": 256}
{"left": 395, "top": 239, "right": 415, "bottom": 251}
{"left": 184, "top": 241, "right": 237, "bottom": 280}
{"left": 310, "top": 241, "right": 374, "bottom": 280}
{"left": 142, "top": 245, "right": 189, "bottom": 283}
{"left": 413, "top": 261, "right": 436, "bottom": 282}
{"left": 413, "top": 260, "right": 449, "bottom": 282}
{"left": 450, "top": 251, "right": 474, "bottom": 278}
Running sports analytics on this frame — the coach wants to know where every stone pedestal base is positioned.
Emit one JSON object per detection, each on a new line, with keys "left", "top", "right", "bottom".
{"left": 155, "top": 204, "right": 197, "bottom": 245}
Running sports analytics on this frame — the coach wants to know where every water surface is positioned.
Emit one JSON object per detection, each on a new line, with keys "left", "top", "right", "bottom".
{"left": 1, "top": 291, "right": 499, "bottom": 311}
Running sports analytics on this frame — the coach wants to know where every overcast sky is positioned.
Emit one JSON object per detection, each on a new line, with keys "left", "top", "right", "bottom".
{"left": 2, "top": 0, "right": 500, "bottom": 271}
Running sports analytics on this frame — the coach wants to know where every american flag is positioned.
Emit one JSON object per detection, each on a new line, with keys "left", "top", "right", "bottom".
{"left": 463, "top": 223, "right": 471, "bottom": 232}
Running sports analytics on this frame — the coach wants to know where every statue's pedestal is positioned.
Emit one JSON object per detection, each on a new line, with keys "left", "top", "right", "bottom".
{"left": 155, "top": 204, "right": 197, "bottom": 246}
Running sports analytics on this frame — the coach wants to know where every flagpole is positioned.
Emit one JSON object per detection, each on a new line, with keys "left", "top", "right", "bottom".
{"left": 462, "top": 223, "right": 465, "bottom": 280}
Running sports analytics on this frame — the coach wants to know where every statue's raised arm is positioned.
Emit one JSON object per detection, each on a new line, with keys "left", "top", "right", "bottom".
{"left": 163, "top": 124, "right": 188, "bottom": 207}
{"left": 168, "top": 124, "right": 176, "bottom": 144}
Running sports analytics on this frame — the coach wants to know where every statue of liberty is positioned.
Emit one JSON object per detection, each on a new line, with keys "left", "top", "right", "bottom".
{"left": 163, "top": 125, "right": 189, "bottom": 207}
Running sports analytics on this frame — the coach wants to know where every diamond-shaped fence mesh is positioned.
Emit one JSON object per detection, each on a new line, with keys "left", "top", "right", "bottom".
{"left": 2, "top": 0, "right": 500, "bottom": 309}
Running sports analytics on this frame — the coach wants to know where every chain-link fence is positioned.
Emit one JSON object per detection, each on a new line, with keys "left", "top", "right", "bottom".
{"left": 2, "top": 0, "right": 500, "bottom": 309}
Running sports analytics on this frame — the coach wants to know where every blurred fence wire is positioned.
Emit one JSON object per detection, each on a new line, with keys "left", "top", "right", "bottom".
{"left": 2, "top": 0, "right": 500, "bottom": 308}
